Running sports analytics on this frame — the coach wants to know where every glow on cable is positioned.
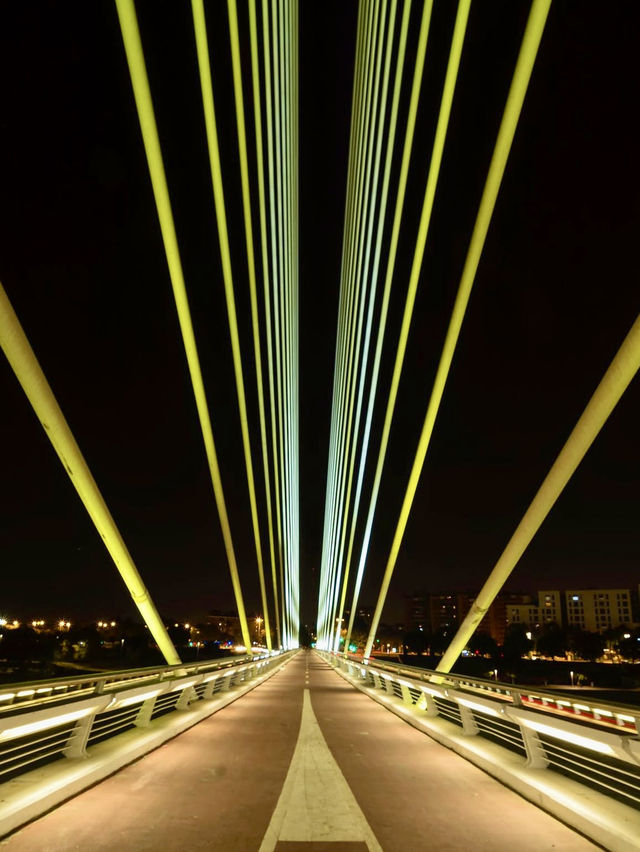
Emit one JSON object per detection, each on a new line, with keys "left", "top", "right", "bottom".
{"left": 338, "top": 0, "right": 411, "bottom": 654}
{"left": 227, "top": 0, "right": 275, "bottom": 651}
{"left": 249, "top": 0, "right": 282, "bottom": 647}
{"left": 438, "top": 314, "right": 640, "bottom": 672}
{"left": 192, "top": 0, "right": 271, "bottom": 651}
{"left": 115, "top": 0, "right": 252, "bottom": 654}
{"left": 332, "top": 0, "right": 400, "bottom": 651}
{"left": 0, "top": 283, "right": 180, "bottom": 667}
{"left": 344, "top": 0, "right": 434, "bottom": 651}
{"left": 363, "top": 0, "right": 471, "bottom": 658}
{"left": 328, "top": 0, "right": 387, "bottom": 645}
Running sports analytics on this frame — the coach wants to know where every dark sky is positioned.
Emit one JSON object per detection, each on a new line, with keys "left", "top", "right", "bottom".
{"left": 1, "top": 1, "right": 638, "bottom": 629}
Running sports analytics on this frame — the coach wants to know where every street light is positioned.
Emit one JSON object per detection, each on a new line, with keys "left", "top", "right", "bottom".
{"left": 255, "top": 616, "right": 263, "bottom": 644}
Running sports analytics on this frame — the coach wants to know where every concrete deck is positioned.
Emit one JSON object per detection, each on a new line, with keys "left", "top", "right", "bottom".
{"left": 0, "top": 651, "right": 598, "bottom": 851}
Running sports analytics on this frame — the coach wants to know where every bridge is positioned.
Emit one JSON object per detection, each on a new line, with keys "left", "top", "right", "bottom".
{"left": 1, "top": 0, "right": 639, "bottom": 849}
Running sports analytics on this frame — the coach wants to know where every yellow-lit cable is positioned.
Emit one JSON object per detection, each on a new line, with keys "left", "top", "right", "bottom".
{"left": 322, "top": 1, "right": 377, "bottom": 645}
{"left": 191, "top": 0, "right": 270, "bottom": 651}
{"left": 344, "top": 0, "right": 433, "bottom": 650}
{"left": 260, "top": 0, "right": 287, "bottom": 645}
{"left": 329, "top": 0, "right": 388, "bottom": 647}
{"left": 332, "top": 0, "right": 400, "bottom": 652}
{"left": 0, "top": 283, "right": 180, "bottom": 666}
{"left": 227, "top": 0, "right": 274, "bottom": 652}
{"left": 115, "top": 0, "right": 252, "bottom": 652}
{"left": 362, "top": 0, "right": 471, "bottom": 658}
{"left": 438, "top": 313, "right": 640, "bottom": 672}
{"left": 248, "top": 0, "right": 282, "bottom": 648}
{"left": 365, "top": 0, "right": 551, "bottom": 659}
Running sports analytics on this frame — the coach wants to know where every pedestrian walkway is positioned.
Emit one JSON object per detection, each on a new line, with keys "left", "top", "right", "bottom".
{"left": 0, "top": 651, "right": 597, "bottom": 851}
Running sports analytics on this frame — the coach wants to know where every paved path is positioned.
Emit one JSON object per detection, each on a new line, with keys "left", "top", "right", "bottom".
{"left": 0, "top": 651, "right": 597, "bottom": 851}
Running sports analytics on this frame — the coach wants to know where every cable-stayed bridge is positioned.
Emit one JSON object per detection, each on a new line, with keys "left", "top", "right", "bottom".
{"left": 1, "top": 0, "right": 639, "bottom": 849}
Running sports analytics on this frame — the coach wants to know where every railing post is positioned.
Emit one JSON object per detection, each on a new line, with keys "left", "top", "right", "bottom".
{"left": 520, "top": 725, "right": 550, "bottom": 769}
{"left": 134, "top": 696, "right": 157, "bottom": 728}
{"left": 63, "top": 712, "right": 97, "bottom": 759}
{"left": 176, "top": 686, "right": 197, "bottom": 710}
{"left": 203, "top": 678, "right": 218, "bottom": 699}
{"left": 458, "top": 703, "right": 479, "bottom": 736}
{"left": 417, "top": 691, "right": 439, "bottom": 718}
{"left": 399, "top": 683, "right": 413, "bottom": 707}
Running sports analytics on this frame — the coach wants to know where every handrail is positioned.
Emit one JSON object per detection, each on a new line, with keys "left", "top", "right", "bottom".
{"left": 0, "top": 652, "right": 273, "bottom": 715}
{"left": 343, "top": 653, "right": 640, "bottom": 733}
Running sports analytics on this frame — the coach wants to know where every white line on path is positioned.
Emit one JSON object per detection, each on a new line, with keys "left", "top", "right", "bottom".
{"left": 259, "top": 689, "right": 382, "bottom": 851}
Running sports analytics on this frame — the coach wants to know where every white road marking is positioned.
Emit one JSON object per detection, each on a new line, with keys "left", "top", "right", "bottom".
{"left": 259, "top": 690, "right": 382, "bottom": 851}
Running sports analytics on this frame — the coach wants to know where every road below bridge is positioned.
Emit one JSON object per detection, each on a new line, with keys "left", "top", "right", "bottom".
{"left": 0, "top": 651, "right": 597, "bottom": 851}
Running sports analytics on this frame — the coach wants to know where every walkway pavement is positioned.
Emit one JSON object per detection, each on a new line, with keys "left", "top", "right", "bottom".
{"left": 0, "top": 651, "right": 598, "bottom": 851}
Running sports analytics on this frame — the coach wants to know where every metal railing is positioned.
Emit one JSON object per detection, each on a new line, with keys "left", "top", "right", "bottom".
{"left": 0, "top": 651, "right": 293, "bottom": 784}
{"left": 319, "top": 651, "right": 640, "bottom": 810}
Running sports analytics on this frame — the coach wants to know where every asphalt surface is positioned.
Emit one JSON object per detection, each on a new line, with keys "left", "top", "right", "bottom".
{"left": 0, "top": 651, "right": 598, "bottom": 851}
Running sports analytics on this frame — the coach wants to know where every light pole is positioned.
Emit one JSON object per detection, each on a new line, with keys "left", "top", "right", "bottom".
{"left": 255, "top": 616, "right": 263, "bottom": 645}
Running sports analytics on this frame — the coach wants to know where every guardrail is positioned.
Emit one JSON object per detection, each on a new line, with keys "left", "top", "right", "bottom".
{"left": 0, "top": 651, "right": 292, "bottom": 786}
{"left": 319, "top": 651, "right": 640, "bottom": 831}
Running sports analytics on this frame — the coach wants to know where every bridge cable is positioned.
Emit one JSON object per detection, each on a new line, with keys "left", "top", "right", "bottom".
{"left": 334, "top": 0, "right": 412, "bottom": 652}
{"left": 248, "top": 0, "right": 282, "bottom": 648}
{"left": 355, "top": 0, "right": 471, "bottom": 658}
{"left": 438, "top": 312, "right": 640, "bottom": 671}
{"left": 228, "top": 0, "right": 279, "bottom": 650}
{"left": 327, "top": 0, "right": 392, "bottom": 650}
{"left": 364, "top": 0, "right": 552, "bottom": 659}
{"left": 341, "top": 0, "right": 434, "bottom": 652}
{"left": 115, "top": 0, "right": 253, "bottom": 652}
{"left": 0, "top": 283, "right": 181, "bottom": 666}
{"left": 331, "top": 0, "right": 403, "bottom": 652}
{"left": 192, "top": 0, "right": 273, "bottom": 650}
{"left": 317, "top": 2, "right": 366, "bottom": 644}
{"left": 260, "top": 0, "right": 288, "bottom": 646}
{"left": 318, "top": 0, "right": 376, "bottom": 647}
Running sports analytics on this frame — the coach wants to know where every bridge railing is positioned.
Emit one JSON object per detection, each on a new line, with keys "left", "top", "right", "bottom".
{"left": 0, "top": 650, "right": 292, "bottom": 785}
{"left": 319, "top": 651, "right": 640, "bottom": 814}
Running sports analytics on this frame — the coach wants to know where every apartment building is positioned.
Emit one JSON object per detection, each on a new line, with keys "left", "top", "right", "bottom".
{"left": 565, "top": 589, "right": 633, "bottom": 633}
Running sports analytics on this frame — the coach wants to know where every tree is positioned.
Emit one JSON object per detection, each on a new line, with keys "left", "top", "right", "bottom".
{"left": 468, "top": 632, "right": 498, "bottom": 658}
{"left": 535, "top": 622, "right": 566, "bottom": 658}
{"left": 502, "top": 623, "right": 533, "bottom": 662}
{"left": 403, "top": 629, "right": 428, "bottom": 654}
{"left": 567, "top": 628, "right": 603, "bottom": 662}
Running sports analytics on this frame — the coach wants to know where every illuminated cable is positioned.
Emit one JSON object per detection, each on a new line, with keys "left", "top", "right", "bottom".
{"left": 338, "top": 0, "right": 412, "bottom": 654}
{"left": 115, "top": 0, "right": 252, "bottom": 652}
{"left": 344, "top": 0, "right": 434, "bottom": 650}
{"left": 328, "top": 0, "right": 389, "bottom": 648}
{"left": 0, "top": 283, "right": 180, "bottom": 666}
{"left": 438, "top": 312, "right": 640, "bottom": 671}
{"left": 321, "top": 0, "right": 379, "bottom": 646}
{"left": 192, "top": 0, "right": 271, "bottom": 651}
{"left": 332, "top": 0, "right": 400, "bottom": 652}
{"left": 248, "top": 0, "right": 282, "bottom": 648}
{"left": 365, "top": 0, "right": 551, "bottom": 660}
{"left": 227, "top": 0, "right": 275, "bottom": 651}
{"left": 362, "top": 0, "right": 471, "bottom": 658}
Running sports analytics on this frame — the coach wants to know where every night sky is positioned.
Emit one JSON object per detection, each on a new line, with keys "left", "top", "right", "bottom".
{"left": 1, "top": 1, "right": 638, "bottom": 629}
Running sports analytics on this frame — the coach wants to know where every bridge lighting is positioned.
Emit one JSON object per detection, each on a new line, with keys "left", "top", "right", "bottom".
{"left": 365, "top": 0, "right": 553, "bottom": 662}
{"left": 115, "top": 0, "right": 253, "bottom": 656}
{"left": 0, "top": 282, "right": 180, "bottom": 667}
{"left": 0, "top": 707, "right": 97, "bottom": 743}
{"left": 341, "top": 0, "right": 435, "bottom": 653}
